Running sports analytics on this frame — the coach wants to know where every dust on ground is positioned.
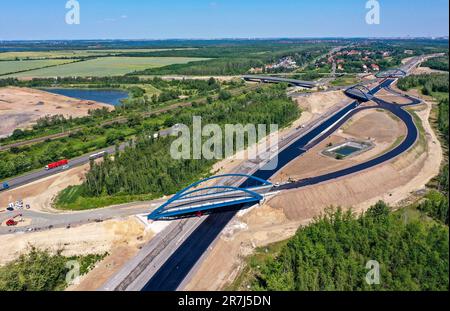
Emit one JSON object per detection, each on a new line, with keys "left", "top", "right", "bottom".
{"left": 0, "top": 217, "right": 151, "bottom": 267}
{"left": 0, "top": 87, "right": 112, "bottom": 137}
{"left": 0, "top": 164, "right": 90, "bottom": 213}
{"left": 0, "top": 216, "right": 153, "bottom": 291}
{"left": 375, "top": 88, "right": 416, "bottom": 105}
{"left": 185, "top": 92, "right": 442, "bottom": 291}
{"left": 272, "top": 109, "right": 406, "bottom": 182}
{"left": 412, "top": 66, "right": 449, "bottom": 75}
{"left": 294, "top": 90, "right": 351, "bottom": 116}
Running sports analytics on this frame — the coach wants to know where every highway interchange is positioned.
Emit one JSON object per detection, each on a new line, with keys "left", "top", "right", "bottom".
{"left": 138, "top": 78, "right": 422, "bottom": 291}
{"left": 0, "top": 55, "right": 430, "bottom": 290}
{"left": 102, "top": 56, "right": 426, "bottom": 291}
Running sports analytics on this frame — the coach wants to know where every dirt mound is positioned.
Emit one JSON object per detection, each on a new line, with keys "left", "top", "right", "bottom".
{"left": 0, "top": 87, "right": 112, "bottom": 137}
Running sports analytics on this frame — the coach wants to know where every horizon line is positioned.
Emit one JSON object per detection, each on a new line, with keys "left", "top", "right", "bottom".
{"left": 1, "top": 36, "right": 449, "bottom": 42}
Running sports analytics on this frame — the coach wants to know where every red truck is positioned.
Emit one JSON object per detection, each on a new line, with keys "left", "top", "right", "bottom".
{"left": 45, "top": 159, "right": 69, "bottom": 170}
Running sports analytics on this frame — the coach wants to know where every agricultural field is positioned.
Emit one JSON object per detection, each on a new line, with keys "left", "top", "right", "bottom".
{"left": 5, "top": 56, "right": 210, "bottom": 78}
{"left": 0, "top": 48, "right": 198, "bottom": 61}
{"left": 0, "top": 59, "right": 76, "bottom": 76}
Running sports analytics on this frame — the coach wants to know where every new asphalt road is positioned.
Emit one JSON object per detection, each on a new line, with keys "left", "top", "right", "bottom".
{"left": 141, "top": 77, "right": 422, "bottom": 291}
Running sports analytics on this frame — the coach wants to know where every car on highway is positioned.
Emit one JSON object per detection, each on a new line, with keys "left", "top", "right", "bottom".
{"left": 0, "top": 182, "right": 10, "bottom": 191}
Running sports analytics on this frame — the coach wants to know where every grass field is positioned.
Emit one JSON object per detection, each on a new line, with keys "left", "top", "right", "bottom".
{"left": 54, "top": 185, "right": 158, "bottom": 210}
{"left": 5, "top": 56, "right": 209, "bottom": 78}
{"left": 0, "top": 59, "right": 76, "bottom": 75}
{"left": 330, "top": 75, "right": 360, "bottom": 86}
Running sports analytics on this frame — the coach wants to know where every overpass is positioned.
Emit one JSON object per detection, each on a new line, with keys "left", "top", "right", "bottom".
{"left": 242, "top": 75, "right": 317, "bottom": 88}
{"left": 148, "top": 174, "right": 273, "bottom": 220}
{"left": 344, "top": 84, "right": 374, "bottom": 102}
{"left": 376, "top": 68, "right": 407, "bottom": 79}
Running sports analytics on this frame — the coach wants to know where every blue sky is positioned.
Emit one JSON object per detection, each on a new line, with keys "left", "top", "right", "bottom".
{"left": 0, "top": 0, "right": 448, "bottom": 40}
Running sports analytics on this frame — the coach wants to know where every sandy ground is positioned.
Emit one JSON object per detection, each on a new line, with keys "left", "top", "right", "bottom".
{"left": 66, "top": 218, "right": 155, "bottom": 291}
{"left": 375, "top": 88, "right": 416, "bottom": 105}
{"left": 412, "top": 66, "right": 449, "bottom": 75}
{"left": 271, "top": 109, "right": 406, "bottom": 182}
{"left": 0, "top": 217, "right": 151, "bottom": 267}
{"left": 185, "top": 91, "right": 442, "bottom": 291}
{"left": 1, "top": 215, "right": 155, "bottom": 291}
{"left": 0, "top": 87, "right": 112, "bottom": 137}
{"left": 0, "top": 164, "right": 90, "bottom": 213}
{"left": 294, "top": 90, "right": 350, "bottom": 116}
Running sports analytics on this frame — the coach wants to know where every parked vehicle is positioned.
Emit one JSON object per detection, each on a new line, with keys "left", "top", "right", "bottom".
{"left": 6, "top": 214, "right": 22, "bottom": 227}
{"left": 45, "top": 159, "right": 69, "bottom": 170}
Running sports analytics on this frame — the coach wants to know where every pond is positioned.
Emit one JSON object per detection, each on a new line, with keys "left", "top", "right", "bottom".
{"left": 41, "top": 88, "right": 129, "bottom": 106}
{"left": 334, "top": 145, "right": 362, "bottom": 157}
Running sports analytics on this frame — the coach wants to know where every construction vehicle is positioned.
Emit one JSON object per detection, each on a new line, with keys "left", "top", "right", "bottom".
{"left": 45, "top": 159, "right": 69, "bottom": 170}
{"left": 0, "top": 182, "right": 10, "bottom": 191}
{"left": 6, "top": 214, "right": 22, "bottom": 227}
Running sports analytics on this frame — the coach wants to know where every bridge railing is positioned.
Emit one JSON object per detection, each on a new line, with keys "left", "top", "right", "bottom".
{"left": 148, "top": 174, "right": 272, "bottom": 220}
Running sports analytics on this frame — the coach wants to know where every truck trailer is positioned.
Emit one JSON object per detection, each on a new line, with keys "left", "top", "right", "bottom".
{"left": 45, "top": 159, "right": 69, "bottom": 170}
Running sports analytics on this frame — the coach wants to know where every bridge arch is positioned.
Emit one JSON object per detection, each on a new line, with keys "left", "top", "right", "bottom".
{"left": 376, "top": 68, "right": 407, "bottom": 78}
{"left": 148, "top": 174, "right": 272, "bottom": 220}
{"left": 344, "top": 84, "right": 374, "bottom": 102}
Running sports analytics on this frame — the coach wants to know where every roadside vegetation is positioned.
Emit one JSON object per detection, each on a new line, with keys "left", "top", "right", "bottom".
{"left": 397, "top": 73, "right": 449, "bottom": 224}
{"left": 229, "top": 202, "right": 449, "bottom": 291}
{"left": 54, "top": 84, "right": 300, "bottom": 210}
{"left": 422, "top": 55, "right": 449, "bottom": 72}
{"left": 0, "top": 247, "right": 107, "bottom": 291}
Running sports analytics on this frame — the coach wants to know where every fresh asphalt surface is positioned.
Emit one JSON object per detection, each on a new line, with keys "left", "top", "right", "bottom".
{"left": 142, "top": 78, "right": 421, "bottom": 291}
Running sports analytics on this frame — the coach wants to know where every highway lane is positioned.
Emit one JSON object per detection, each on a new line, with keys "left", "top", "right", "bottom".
{"left": 141, "top": 77, "right": 422, "bottom": 291}
{"left": 2, "top": 143, "right": 128, "bottom": 192}
{"left": 143, "top": 210, "right": 237, "bottom": 291}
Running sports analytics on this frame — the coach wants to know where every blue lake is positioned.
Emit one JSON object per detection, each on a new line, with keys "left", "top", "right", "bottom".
{"left": 41, "top": 88, "right": 129, "bottom": 106}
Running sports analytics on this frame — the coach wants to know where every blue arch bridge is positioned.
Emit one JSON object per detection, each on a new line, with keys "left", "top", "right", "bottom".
{"left": 148, "top": 174, "right": 274, "bottom": 220}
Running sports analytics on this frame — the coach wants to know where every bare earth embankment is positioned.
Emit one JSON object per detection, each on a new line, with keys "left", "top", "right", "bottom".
{"left": 0, "top": 87, "right": 112, "bottom": 137}
{"left": 185, "top": 91, "right": 442, "bottom": 291}
{"left": 0, "top": 164, "right": 90, "bottom": 214}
